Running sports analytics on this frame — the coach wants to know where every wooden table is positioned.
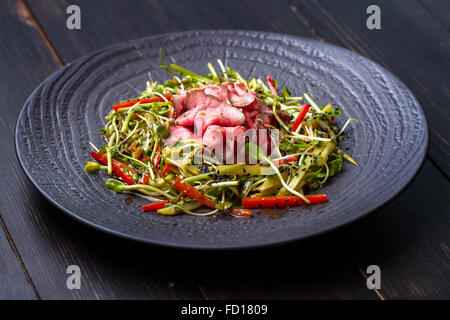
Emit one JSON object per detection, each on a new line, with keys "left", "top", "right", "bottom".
{"left": 1, "top": 0, "right": 448, "bottom": 300}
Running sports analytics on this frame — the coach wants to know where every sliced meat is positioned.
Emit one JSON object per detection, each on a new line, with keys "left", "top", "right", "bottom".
{"left": 204, "top": 83, "right": 230, "bottom": 104}
{"left": 193, "top": 104, "right": 245, "bottom": 136}
{"left": 242, "top": 99, "right": 273, "bottom": 129}
{"left": 176, "top": 91, "right": 246, "bottom": 131}
{"left": 175, "top": 105, "right": 201, "bottom": 126}
{"left": 176, "top": 91, "right": 224, "bottom": 126}
{"left": 171, "top": 90, "right": 186, "bottom": 116}
{"left": 202, "top": 125, "right": 246, "bottom": 164}
{"left": 172, "top": 82, "right": 272, "bottom": 146}
{"left": 227, "top": 82, "right": 256, "bottom": 107}
{"left": 184, "top": 90, "right": 218, "bottom": 111}
{"left": 171, "top": 87, "right": 205, "bottom": 116}
{"left": 163, "top": 125, "right": 194, "bottom": 146}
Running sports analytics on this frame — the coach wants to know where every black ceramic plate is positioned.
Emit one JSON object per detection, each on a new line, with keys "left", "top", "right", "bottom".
{"left": 15, "top": 30, "right": 428, "bottom": 249}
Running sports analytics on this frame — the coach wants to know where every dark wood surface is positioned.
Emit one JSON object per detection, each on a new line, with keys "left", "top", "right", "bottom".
{"left": 0, "top": 0, "right": 448, "bottom": 299}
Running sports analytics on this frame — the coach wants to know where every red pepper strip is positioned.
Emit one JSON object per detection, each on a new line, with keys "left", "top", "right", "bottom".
{"left": 141, "top": 200, "right": 168, "bottom": 212}
{"left": 162, "top": 163, "right": 174, "bottom": 175}
{"left": 91, "top": 151, "right": 136, "bottom": 185}
{"left": 273, "top": 155, "right": 298, "bottom": 166}
{"left": 242, "top": 194, "right": 327, "bottom": 209}
{"left": 152, "top": 153, "right": 161, "bottom": 167}
{"left": 266, "top": 75, "right": 278, "bottom": 96}
{"left": 139, "top": 173, "right": 151, "bottom": 185}
{"left": 127, "top": 141, "right": 137, "bottom": 151}
{"left": 230, "top": 208, "right": 253, "bottom": 218}
{"left": 112, "top": 93, "right": 172, "bottom": 111}
{"left": 141, "top": 157, "right": 149, "bottom": 162}
{"left": 292, "top": 104, "right": 311, "bottom": 132}
{"left": 172, "top": 176, "right": 216, "bottom": 208}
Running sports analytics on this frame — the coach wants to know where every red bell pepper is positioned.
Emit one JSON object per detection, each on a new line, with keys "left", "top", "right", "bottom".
{"left": 127, "top": 141, "right": 137, "bottom": 151}
{"left": 139, "top": 173, "right": 151, "bottom": 185}
{"left": 266, "top": 75, "right": 278, "bottom": 96}
{"left": 172, "top": 176, "right": 216, "bottom": 208}
{"left": 292, "top": 104, "right": 311, "bottom": 132}
{"left": 91, "top": 151, "right": 136, "bottom": 185}
{"left": 162, "top": 163, "right": 174, "bottom": 175}
{"left": 230, "top": 208, "right": 253, "bottom": 218}
{"left": 112, "top": 93, "right": 172, "bottom": 111}
{"left": 141, "top": 200, "right": 168, "bottom": 212}
{"left": 242, "top": 194, "right": 327, "bottom": 209}
{"left": 273, "top": 155, "right": 298, "bottom": 166}
{"left": 152, "top": 153, "right": 161, "bottom": 167}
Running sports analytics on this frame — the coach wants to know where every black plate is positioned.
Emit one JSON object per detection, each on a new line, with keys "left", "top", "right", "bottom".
{"left": 15, "top": 30, "right": 428, "bottom": 249}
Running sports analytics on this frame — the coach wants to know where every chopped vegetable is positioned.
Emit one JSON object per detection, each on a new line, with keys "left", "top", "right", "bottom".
{"left": 91, "top": 151, "right": 136, "bottom": 185}
{"left": 112, "top": 94, "right": 172, "bottom": 111}
{"left": 266, "top": 75, "right": 278, "bottom": 96}
{"left": 242, "top": 194, "right": 327, "bottom": 209}
{"left": 292, "top": 104, "right": 310, "bottom": 132}
{"left": 86, "top": 56, "right": 355, "bottom": 217}
{"left": 141, "top": 200, "right": 168, "bottom": 212}
{"left": 230, "top": 208, "right": 253, "bottom": 218}
{"left": 172, "top": 176, "right": 216, "bottom": 208}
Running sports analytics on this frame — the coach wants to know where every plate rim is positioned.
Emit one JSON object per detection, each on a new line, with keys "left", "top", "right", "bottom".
{"left": 14, "top": 29, "right": 430, "bottom": 250}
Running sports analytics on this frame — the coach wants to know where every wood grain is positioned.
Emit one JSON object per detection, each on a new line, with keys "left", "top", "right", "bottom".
{"left": 26, "top": 0, "right": 317, "bottom": 63}
{"left": 343, "top": 160, "right": 450, "bottom": 299}
{"left": 288, "top": 0, "right": 450, "bottom": 178}
{"left": 286, "top": 0, "right": 450, "bottom": 299}
{"left": 7, "top": 0, "right": 378, "bottom": 299}
{"left": 1, "top": 0, "right": 447, "bottom": 299}
{"left": 0, "top": 0, "right": 62, "bottom": 300}
{"left": 0, "top": 218, "right": 37, "bottom": 299}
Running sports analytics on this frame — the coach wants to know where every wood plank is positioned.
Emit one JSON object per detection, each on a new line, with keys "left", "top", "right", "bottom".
{"left": 418, "top": 0, "right": 450, "bottom": 30}
{"left": 0, "top": 0, "right": 59, "bottom": 300}
{"left": 16, "top": 0, "right": 377, "bottom": 299}
{"left": 17, "top": 0, "right": 449, "bottom": 299}
{"left": 26, "top": 0, "right": 316, "bottom": 62}
{"left": 190, "top": 234, "right": 378, "bottom": 299}
{"left": 0, "top": 218, "right": 37, "bottom": 299}
{"left": 0, "top": 0, "right": 203, "bottom": 299}
{"left": 287, "top": 0, "right": 450, "bottom": 299}
{"left": 194, "top": 160, "right": 450, "bottom": 299}
{"left": 342, "top": 160, "right": 450, "bottom": 298}
{"left": 289, "top": 0, "right": 450, "bottom": 178}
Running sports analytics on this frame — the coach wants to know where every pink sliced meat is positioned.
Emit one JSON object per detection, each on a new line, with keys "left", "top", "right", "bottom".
{"left": 184, "top": 90, "right": 224, "bottom": 111}
{"left": 176, "top": 91, "right": 245, "bottom": 131}
{"left": 242, "top": 99, "right": 273, "bottom": 129}
{"left": 171, "top": 87, "right": 205, "bottom": 116}
{"left": 226, "top": 82, "right": 257, "bottom": 107}
{"left": 171, "top": 90, "right": 186, "bottom": 116}
{"left": 204, "top": 83, "right": 230, "bottom": 104}
{"left": 175, "top": 105, "right": 201, "bottom": 126}
{"left": 202, "top": 125, "right": 246, "bottom": 164}
{"left": 193, "top": 104, "right": 245, "bottom": 136}
{"left": 176, "top": 91, "right": 223, "bottom": 126}
{"left": 163, "top": 125, "right": 194, "bottom": 146}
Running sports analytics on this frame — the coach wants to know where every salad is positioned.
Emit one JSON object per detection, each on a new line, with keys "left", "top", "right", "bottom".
{"left": 85, "top": 49, "right": 357, "bottom": 218}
